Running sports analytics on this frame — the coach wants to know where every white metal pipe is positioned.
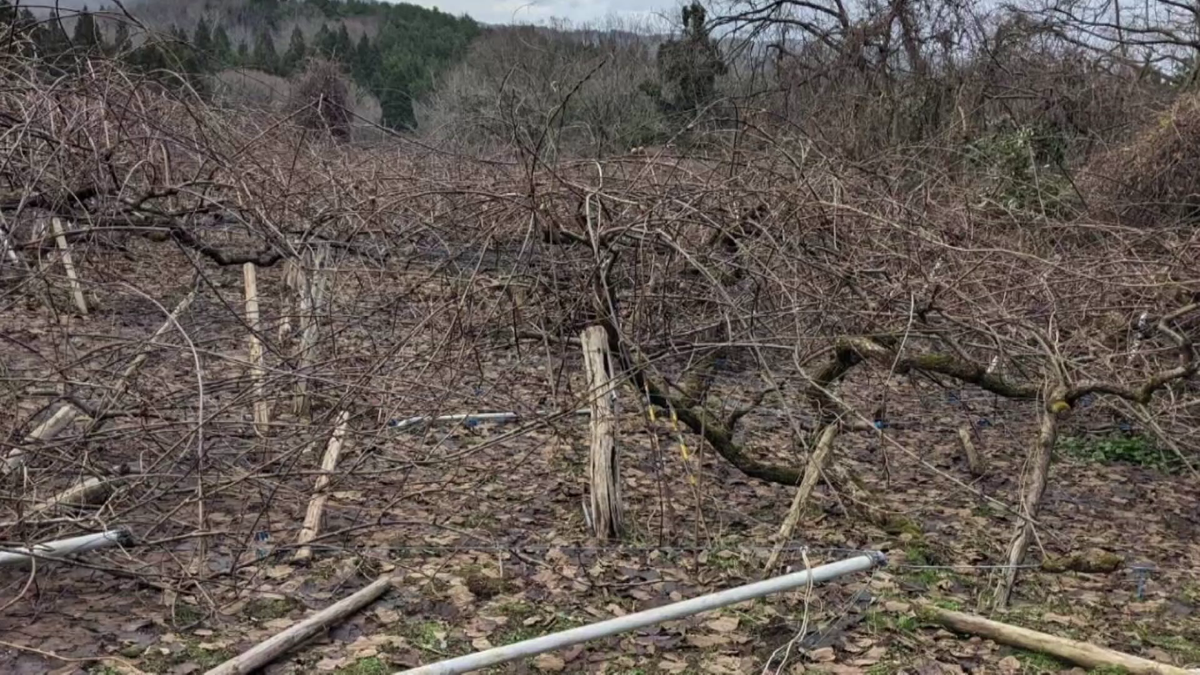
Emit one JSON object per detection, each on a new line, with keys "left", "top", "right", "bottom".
{"left": 0, "top": 527, "right": 132, "bottom": 567}
{"left": 391, "top": 409, "right": 590, "bottom": 431}
{"left": 397, "top": 552, "right": 884, "bottom": 675}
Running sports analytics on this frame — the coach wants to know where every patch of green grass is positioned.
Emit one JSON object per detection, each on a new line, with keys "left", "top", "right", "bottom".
{"left": 1014, "top": 648, "right": 1068, "bottom": 673}
{"left": 172, "top": 602, "right": 205, "bottom": 626}
{"left": 866, "top": 609, "right": 919, "bottom": 635}
{"left": 1088, "top": 666, "right": 1129, "bottom": 675}
{"left": 405, "top": 619, "right": 452, "bottom": 653}
{"left": 140, "top": 641, "right": 232, "bottom": 672}
{"left": 335, "top": 657, "right": 388, "bottom": 675}
{"left": 709, "top": 550, "right": 744, "bottom": 573}
{"left": 498, "top": 624, "right": 543, "bottom": 644}
{"left": 1058, "top": 435, "right": 1179, "bottom": 472}
{"left": 86, "top": 667, "right": 121, "bottom": 675}
{"left": 494, "top": 599, "right": 536, "bottom": 620}
{"left": 1140, "top": 632, "right": 1200, "bottom": 663}
{"left": 244, "top": 596, "right": 299, "bottom": 621}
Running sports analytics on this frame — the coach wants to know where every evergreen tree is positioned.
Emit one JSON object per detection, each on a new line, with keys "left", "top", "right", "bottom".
{"left": 35, "top": 9, "right": 71, "bottom": 65}
{"left": 113, "top": 20, "right": 131, "bottom": 52}
{"left": 655, "top": 2, "right": 725, "bottom": 116}
{"left": 314, "top": 23, "right": 335, "bottom": 57}
{"left": 72, "top": 6, "right": 101, "bottom": 50}
{"left": 236, "top": 39, "right": 249, "bottom": 65}
{"left": 352, "top": 33, "right": 374, "bottom": 83}
{"left": 192, "top": 15, "right": 213, "bottom": 70}
{"left": 193, "top": 16, "right": 213, "bottom": 61}
{"left": 283, "top": 26, "right": 306, "bottom": 74}
{"left": 333, "top": 23, "right": 352, "bottom": 58}
{"left": 252, "top": 28, "right": 278, "bottom": 73}
{"left": 213, "top": 24, "right": 232, "bottom": 66}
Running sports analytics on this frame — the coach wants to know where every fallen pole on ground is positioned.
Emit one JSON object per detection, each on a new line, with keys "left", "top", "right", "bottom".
{"left": 203, "top": 575, "right": 392, "bottom": 675}
{"left": 390, "top": 409, "right": 590, "bottom": 431}
{"left": 396, "top": 552, "right": 885, "bottom": 675}
{"left": 924, "top": 605, "right": 1199, "bottom": 675}
{"left": 0, "top": 528, "right": 132, "bottom": 567}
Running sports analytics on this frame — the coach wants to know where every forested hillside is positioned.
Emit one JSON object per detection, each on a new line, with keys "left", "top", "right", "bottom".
{"left": 40, "top": 0, "right": 480, "bottom": 128}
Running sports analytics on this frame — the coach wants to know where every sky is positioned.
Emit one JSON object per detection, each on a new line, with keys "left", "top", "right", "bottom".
{"left": 390, "top": 0, "right": 676, "bottom": 28}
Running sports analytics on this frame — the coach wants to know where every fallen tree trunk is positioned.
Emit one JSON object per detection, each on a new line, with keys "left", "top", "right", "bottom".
{"left": 203, "top": 575, "right": 392, "bottom": 675}
{"left": 924, "top": 605, "right": 1197, "bottom": 675}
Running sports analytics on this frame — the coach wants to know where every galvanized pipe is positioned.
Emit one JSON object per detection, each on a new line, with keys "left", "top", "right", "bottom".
{"left": 0, "top": 527, "right": 132, "bottom": 567}
{"left": 397, "top": 551, "right": 884, "bottom": 675}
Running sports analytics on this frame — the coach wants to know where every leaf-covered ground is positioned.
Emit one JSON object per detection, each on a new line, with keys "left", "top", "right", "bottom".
{"left": 2, "top": 259, "right": 1199, "bottom": 675}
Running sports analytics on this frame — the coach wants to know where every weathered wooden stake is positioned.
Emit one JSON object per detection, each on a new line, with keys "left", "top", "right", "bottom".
{"left": 3, "top": 404, "right": 83, "bottom": 475}
{"left": 26, "top": 475, "right": 116, "bottom": 519}
{"left": 957, "top": 424, "right": 988, "bottom": 476}
{"left": 765, "top": 423, "right": 839, "bottom": 573}
{"left": 277, "top": 258, "right": 300, "bottom": 346}
{"left": 293, "top": 411, "right": 350, "bottom": 562}
{"left": 996, "top": 405, "right": 1060, "bottom": 608}
{"left": 243, "top": 263, "right": 270, "bottom": 434}
{"left": 293, "top": 247, "right": 328, "bottom": 417}
{"left": 580, "top": 326, "right": 621, "bottom": 539}
{"left": 50, "top": 218, "right": 87, "bottom": 315}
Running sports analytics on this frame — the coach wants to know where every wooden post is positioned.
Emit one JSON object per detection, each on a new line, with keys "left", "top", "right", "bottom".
{"left": 50, "top": 218, "right": 87, "bottom": 315}
{"left": 957, "top": 424, "right": 987, "bottom": 476}
{"left": 243, "top": 263, "right": 269, "bottom": 435}
{"left": 293, "top": 247, "right": 328, "bottom": 417}
{"left": 26, "top": 475, "right": 116, "bottom": 519}
{"left": 0, "top": 223, "right": 20, "bottom": 267}
{"left": 293, "top": 412, "right": 349, "bottom": 562}
{"left": 996, "top": 404, "right": 1060, "bottom": 608}
{"left": 277, "top": 258, "right": 300, "bottom": 346}
{"left": 581, "top": 326, "right": 621, "bottom": 539}
{"left": 3, "top": 404, "right": 83, "bottom": 475}
{"left": 765, "top": 423, "right": 839, "bottom": 573}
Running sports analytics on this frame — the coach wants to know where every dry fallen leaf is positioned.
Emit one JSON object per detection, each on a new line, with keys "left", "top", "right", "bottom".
{"left": 998, "top": 655, "right": 1021, "bottom": 675}
{"left": 532, "top": 653, "right": 566, "bottom": 671}
{"left": 705, "top": 616, "right": 740, "bottom": 633}
{"left": 374, "top": 607, "right": 400, "bottom": 625}
{"left": 265, "top": 565, "right": 293, "bottom": 580}
{"left": 658, "top": 658, "right": 690, "bottom": 673}
{"left": 686, "top": 633, "right": 730, "bottom": 648}
{"left": 809, "top": 647, "right": 837, "bottom": 662}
